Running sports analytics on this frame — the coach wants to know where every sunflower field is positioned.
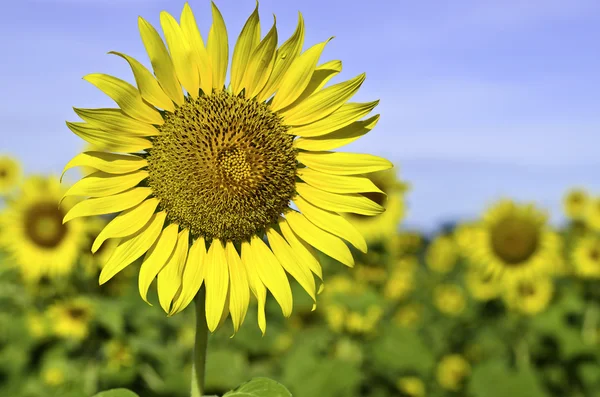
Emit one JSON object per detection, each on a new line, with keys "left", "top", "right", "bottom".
{"left": 1, "top": 1, "right": 598, "bottom": 397}
{"left": 1, "top": 154, "right": 599, "bottom": 397}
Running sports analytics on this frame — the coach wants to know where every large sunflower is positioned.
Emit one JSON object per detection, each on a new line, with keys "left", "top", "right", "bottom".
{"left": 345, "top": 168, "right": 408, "bottom": 243}
{"left": 0, "top": 155, "right": 21, "bottom": 196}
{"left": 0, "top": 176, "right": 87, "bottom": 282}
{"left": 62, "top": 2, "right": 390, "bottom": 333}
{"left": 462, "top": 200, "right": 561, "bottom": 284}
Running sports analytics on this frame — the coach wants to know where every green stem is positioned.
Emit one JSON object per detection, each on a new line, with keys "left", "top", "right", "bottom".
{"left": 191, "top": 288, "right": 209, "bottom": 397}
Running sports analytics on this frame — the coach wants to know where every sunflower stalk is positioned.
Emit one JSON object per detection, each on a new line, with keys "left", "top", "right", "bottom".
{"left": 191, "top": 288, "right": 209, "bottom": 397}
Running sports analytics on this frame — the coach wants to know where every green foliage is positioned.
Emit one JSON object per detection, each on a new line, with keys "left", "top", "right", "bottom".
{"left": 223, "top": 377, "right": 292, "bottom": 397}
{"left": 92, "top": 389, "right": 140, "bottom": 397}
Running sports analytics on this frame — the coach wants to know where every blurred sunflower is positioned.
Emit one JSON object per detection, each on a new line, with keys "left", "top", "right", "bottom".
{"left": 585, "top": 197, "right": 600, "bottom": 231}
{"left": 103, "top": 340, "right": 135, "bottom": 370}
{"left": 464, "top": 269, "right": 501, "bottom": 301}
{"left": 396, "top": 376, "right": 425, "bottom": 397}
{"left": 62, "top": 1, "right": 390, "bottom": 334}
{"left": 433, "top": 284, "right": 466, "bottom": 317}
{"left": 383, "top": 266, "right": 414, "bottom": 301}
{"left": 436, "top": 354, "right": 471, "bottom": 391}
{"left": 393, "top": 303, "right": 423, "bottom": 329}
{"left": 563, "top": 188, "right": 589, "bottom": 221}
{"left": 572, "top": 235, "right": 600, "bottom": 279}
{"left": 463, "top": 200, "right": 561, "bottom": 284}
{"left": 47, "top": 297, "right": 94, "bottom": 340}
{"left": 0, "top": 155, "right": 21, "bottom": 196}
{"left": 0, "top": 176, "right": 88, "bottom": 282}
{"left": 425, "top": 234, "right": 458, "bottom": 274}
{"left": 503, "top": 277, "right": 554, "bottom": 315}
{"left": 81, "top": 216, "right": 120, "bottom": 277}
{"left": 345, "top": 168, "right": 408, "bottom": 243}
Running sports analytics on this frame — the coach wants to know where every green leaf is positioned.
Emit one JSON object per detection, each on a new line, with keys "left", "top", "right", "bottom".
{"left": 224, "top": 377, "right": 292, "bottom": 397}
{"left": 92, "top": 388, "right": 140, "bottom": 397}
{"left": 468, "top": 361, "right": 549, "bottom": 397}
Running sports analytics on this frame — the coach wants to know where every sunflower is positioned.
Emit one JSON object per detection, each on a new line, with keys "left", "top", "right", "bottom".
{"left": 345, "top": 168, "right": 408, "bottom": 243}
{"left": 433, "top": 284, "right": 466, "bottom": 317}
{"left": 563, "top": 188, "right": 589, "bottom": 221}
{"left": 572, "top": 235, "right": 600, "bottom": 279}
{"left": 0, "top": 176, "right": 88, "bottom": 282}
{"left": 62, "top": 2, "right": 390, "bottom": 334}
{"left": 464, "top": 269, "right": 501, "bottom": 301}
{"left": 462, "top": 200, "right": 561, "bottom": 284}
{"left": 585, "top": 197, "right": 600, "bottom": 232}
{"left": 396, "top": 376, "right": 425, "bottom": 397}
{"left": 47, "top": 297, "right": 94, "bottom": 340}
{"left": 0, "top": 155, "right": 21, "bottom": 196}
{"left": 425, "top": 234, "right": 458, "bottom": 274}
{"left": 436, "top": 354, "right": 471, "bottom": 392}
{"left": 503, "top": 277, "right": 554, "bottom": 315}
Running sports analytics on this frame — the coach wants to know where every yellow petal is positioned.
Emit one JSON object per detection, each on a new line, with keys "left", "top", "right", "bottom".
{"left": 294, "top": 195, "right": 367, "bottom": 253}
{"left": 243, "top": 17, "right": 278, "bottom": 98}
{"left": 108, "top": 52, "right": 175, "bottom": 112}
{"left": 62, "top": 151, "right": 147, "bottom": 182}
{"left": 204, "top": 239, "right": 229, "bottom": 332}
{"left": 270, "top": 37, "right": 333, "bottom": 111}
{"left": 257, "top": 12, "right": 304, "bottom": 102}
{"left": 289, "top": 101, "right": 379, "bottom": 138}
{"left": 207, "top": 2, "right": 229, "bottom": 91}
{"left": 285, "top": 210, "right": 354, "bottom": 267}
{"left": 278, "top": 216, "right": 322, "bottom": 280}
{"left": 297, "top": 167, "right": 383, "bottom": 194}
{"left": 294, "top": 114, "right": 380, "bottom": 151}
{"left": 296, "top": 182, "right": 384, "bottom": 216}
{"left": 280, "top": 60, "right": 341, "bottom": 110}
{"left": 83, "top": 73, "right": 164, "bottom": 125}
{"left": 225, "top": 241, "right": 250, "bottom": 333}
{"left": 157, "top": 228, "right": 190, "bottom": 313}
{"left": 279, "top": 73, "right": 366, "bottom": 126}
{"left": 138, "top": 223, "right": 179, "bottom": 303}
{"left": 66, "top": 122, "right": 151, "bottom": 153}
{"left": 92, "top": 198, "right": 159, "bottom": 253}
{"left": 138, "top": 17, "right": 184, "bottom": 105}
{"left": 74, "top": 107, "right": 160, "bottom": 136}
{"left": 180, "top": 3, "right": 213, "bottom": 95}
{"left": 241, "top": 240, "right": 267, "bottom": 334}
{"left": 160, "top": 12, "right": 200, "bottom": 99}
{"left": 61, "top": 170, "right": 148, "bottom": 203}
{"left": 266, "top": 228, "right": 315, "bottom": 301}
{"left": 63, "top": 187, "right": 152, "bottom": 223}
{"left": 297, "top": 151, "right": 393, "bottom": 175}
{"left": 249, "top": 235, "right": 293, "bottom": 317}
{"left": 169, "top": 237, "right": 207, "bottom": 315}
{"left": 99, "top": 211, "right": 166, "bottom": 284}
{"left": 230, "top": 2, "right": 260, "bottom": 95}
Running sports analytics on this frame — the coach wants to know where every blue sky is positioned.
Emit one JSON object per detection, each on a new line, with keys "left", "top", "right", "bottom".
{"left": 1, "top": 0, "right": 599, "bottom": 230}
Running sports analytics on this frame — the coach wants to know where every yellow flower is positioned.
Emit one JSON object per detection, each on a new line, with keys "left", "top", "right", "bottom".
{"left": 503, "top": 277, "right": 554, "bottom": 315}
{"left": 436, "top": 354, "right": 471, "bottom": 391}
{"left": 572, "top": 235, "right": 600, "bottom": 279}
{"left": 26, "top": 311, "right": 48, "bottom": 339}
{"left": 47, "top": 297, "right": 94, "bottom": 340}
{"left": 434, "top": 284, "right": 466, "bottom": 316}
{"left": 62, "top": 1, "right": 390, "bottom": 334}
{"left": 464, "top": 269, "right": 501, "bottom": 301}
{"left": 585, "top": 197, "right": 600, "bottom": 232}
{"left": 345, "top": 305, "right": 382, "bottom": 335}
{"left": 396, "top": 376, "right": 425, "bottom": 397}
{"left": 345, "top": 168, "right": 409, "bottom": 243}
{"left": 104, "top": 340, "right": 135, "bottom": 370}
{"left": 383, "top": 267, "right": 414, "bottom": 301}
{"left": 324, "top": 304, "right": 347, "bottom": 333}
{"left": 563, "top": 188, "right": 589, "bottom": 220}
{"left": 0, "top": 155, "right": 21, "bottom": 195}
{"left": 461, "top": 200, "right": 561, "bottom": 284}
{"left": 0, "top": 176, "right": 88, "bottom": 282}
{"left": 393, "top": 303, "right": 423, "bottom": 329}
{"left": 42, "top": 367, "right": 66, "bottom": 387}
{"left": 426, "top": 234, "right": 458, "bottom": 274}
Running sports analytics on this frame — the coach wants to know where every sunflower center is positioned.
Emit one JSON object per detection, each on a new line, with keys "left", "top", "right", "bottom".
{"left": 490, "top": 216, "right": 539, "bottom": 265}
{"left": 24, "top": 202, "right": 68, "bottom": 248}
{"left": 590, "top": 248, "right": 600, "bottom": 262}
{"left": 517, "top": 283, "right": 536, "bottom": 297}
{"left": 67, "top": 307, "right": 87, "bottom": 320}
{"left": 147, "top": 91, "right": 297, "bottom": 242}
{"left": 0, "top": 169, "right": 6, "bottom": 179}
